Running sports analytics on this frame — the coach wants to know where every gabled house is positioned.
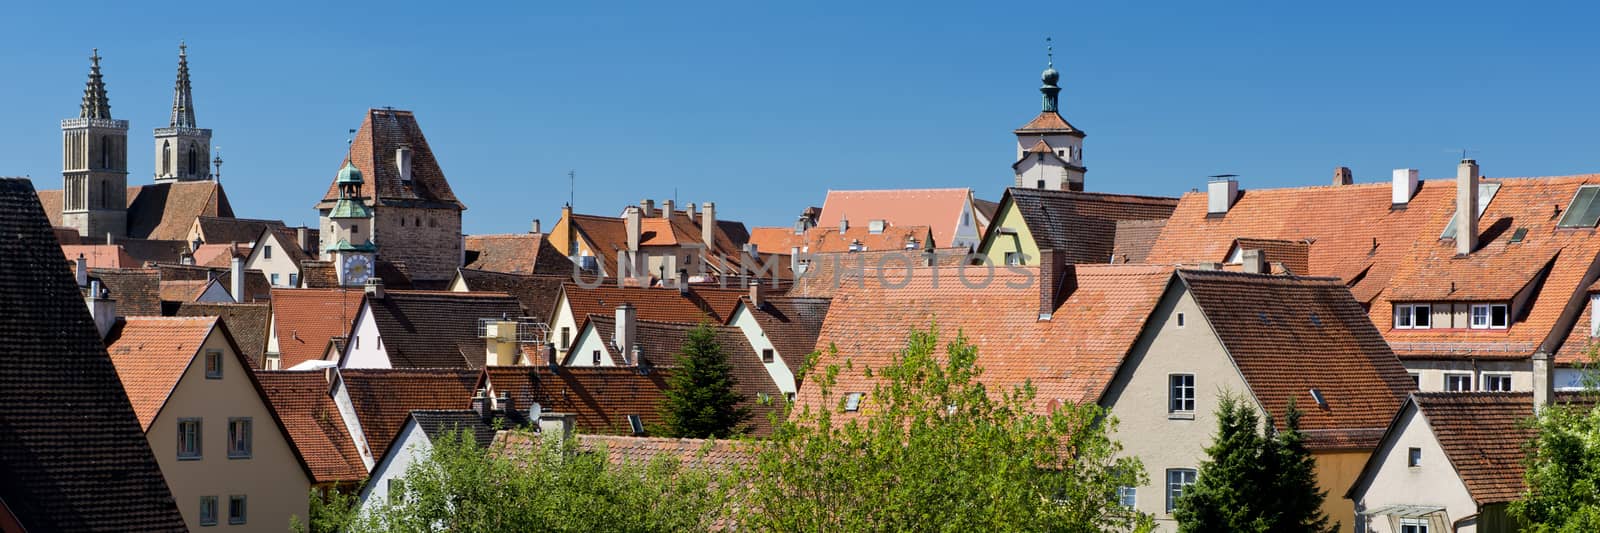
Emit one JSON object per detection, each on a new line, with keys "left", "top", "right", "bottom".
{"left": 339, "top": 286, "right": 524, "bottom": 369}
{"left": 785, "top": 247, "right": 971, "bottom": 298}
{"left": 449, "top": 268, "right": 568, "bottom": 322}
{"left": 245, "top": 225, "right": 317, "bottom": 287}
{"left": 545, "top": 200, "right": 752, "bottom": 283}
{"left": 479, "top": 366, "right": 673, "bottom": 437}
{"left": 725, "top": 287, "right": 831, "bottom": 397}
{"left": 331, "top": 368, "right": 478, "bottom": 468}
{"left": 0, "top": 177, "right": 186, "bottom": 531}
{"left": 815, "top": 188, "right": 986, "bottom": 251}
{"left": 264, "top": 287, "right": 364, "bottom": 370}
{"left": 105, "top": 316, "right": 313, "bottom": 530}
{"left": 356, "top": 406, "right": 530, "bottom": 514}
{"left": 186, "top": 215, "right": 285, "bottom": 247}
{"left": 254, "top": 370, "right": 369, "bottom": 488}
{"left": 977, "top": 187, "right": 1177, "bottom": 266}
{"left": 548, "top": 282, "right": 747, "bottom": 362}
{"left": 177, "top": 301, "right": 272, "bottom": 368}
{"left": 463, "top": 232, "right": 572, "bottom": 276}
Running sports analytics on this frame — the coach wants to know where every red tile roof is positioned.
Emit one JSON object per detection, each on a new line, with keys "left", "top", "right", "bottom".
{"left": 317, "top": 109, "right": 463, "bottom": 210}
{"left": 88, "top": 267, "right": 162, "bottom": 316}
{"left": 742, "top": 296, "right": 831, "bottom": 376}
{"left": 566, "top": 211, "right": 750, "bottom": 277}
{"left": 463, "top": 233, "right": 572, "bottom": 276}
{"left": 817, "top": 189, "right": 976, "bottom": 250}
{"left": 1112, "top": 219, "right": 1167, "bottom": 264}
{"left": 192, "top": 216, "right": 285, "bottom": 245}
{"left": 994, "top": 187, "right": 1178, "bottom": 265}
{"left": 363, "top": 290, "right": 524, "bottom": 368}
{"left": 746, "top": 227, "right": 805, "bottom": 255}
{"left": 255, "top": 370, "right": 368, "bottom": 484}
{"left": 177, "top": 302, "right": 272, "bottom": 367}
{"left": 455, "top": 270, "right": 569, "bottom": 322}
{"left": 1404, "top": 392, "right": 1597, "bottom": 504}
{"left": 493, "top": 431, "right": 753, "bottom": 472}
{"left": 799, "top": 224, "right": 932, "bottom": 253}
{"left": 39, "top": 181, "right": 235, "bottom": 242}
{"left": 1013, "top": 111, "right": 1083, "bottom": 134}
{"left": 62, "top": 244, "right": 138, "bottom": 269}
{"left": 159, "top": 278, "right": 213, "bottom": 302}
{"left": 104, "top": 317, "right": 220, "bottom": 429}
{"left": 787, "top": 248, "right": 969, "bottom": 298}
{"left": 269, "top": 288, "right": 364, "bottom": 369}
{"left": 480, "top": 366, "right": 672, "bottom": 436}
{"left": 561, "top": 283, "right": 747, "bottom": 329}
{"left": 1229, "top": 238, "right": 1311, "bottom": 275}
{"left": 339, "top": 368, "right": 478, "bottom": 460}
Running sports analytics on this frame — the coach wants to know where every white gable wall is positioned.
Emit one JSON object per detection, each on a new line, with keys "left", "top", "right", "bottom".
{"left": 340, "top": 303, "right": 391, "bottom": 369}
{"left": 1348, "top": 405, "right": 1475, "bottom": 533}
{"left": 357, "top": 420, "right": 431, "bottom": 516}
{"left": 563, "top": 323, "right": 617, "bottom": 367}
{"left": 728, "top": 303, "right": 797, "bottom": 395}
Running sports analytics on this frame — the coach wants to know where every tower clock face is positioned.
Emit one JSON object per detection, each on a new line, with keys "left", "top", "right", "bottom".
{"left": 343, "top": 254, "right": 373, "bottom": 285}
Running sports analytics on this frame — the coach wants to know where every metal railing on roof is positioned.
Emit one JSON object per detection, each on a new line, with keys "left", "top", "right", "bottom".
{"left": 476, "top": 317, "right": 551, "bottom": 344}
{"left": 1388, "top": 341, "right": 1536, "bottom": 355}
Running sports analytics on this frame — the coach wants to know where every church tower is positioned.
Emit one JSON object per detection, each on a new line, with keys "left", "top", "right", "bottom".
{"left": 325, "top": 160, "right": 377, "bottom": 287}
{"left": 61, "top": 49, "right": 129, "bottom": 240}
{"left": 1012, "top": 39, "right": 1087, "bottom": 191}
{"left": 154, "top": 42, "right": 212, "bottom": 182}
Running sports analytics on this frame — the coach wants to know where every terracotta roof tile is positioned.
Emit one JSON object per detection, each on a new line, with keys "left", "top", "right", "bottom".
{"left": 1000, "top": 188, "right": 1178, "bottom": 265}
{"left": 298, "top": 260, "right": 336, "bottom": 288}
{"left": 1112, "top": 219, "right": 1167, "bottom": 264}
{"left": 87, "top": 267, "right": 163, "bottom": 316}
{"left": 743, "top": 296, "right": 831, "bottom": 376}
{"left": 270, "top": 288, "right": 364, "bottom": 368}
{"left": 1230, "top": 237, "right": 1312, "bottom": 275}
{"left": 562, "top": 283, "right": 746, "bottom": 329}
{"left": 788, "top": 248, "right": 969, "bottom": 298}
{"left": 817, "top": 188, "right": 976, "bottom": 250}
{"left": 1411, "top": 392, "right": 1598, "bottom": 504}
{"left": 159, "top": 278, "right": 212, "bottom": 302}
{"left": 481, "top": 366, "right": 673, "bottom": 436}
{"left": 116, "top": 238, "right": 188, "bottom": 264}
{"left": 340, "top": 368, "right": 478, "bottom": 460}
{"left": 177, "top": 302, "right": 272, "bottom": 367}
{"left": 62, "top": 244, "right": 138, "bottom": 269}
{"left": 126, "top": 181, "right": 234, "bottom": 241}
{"left": 105, "top": 316, "right": 219, "bottom": 429}
{"left": 494, "top": 432, "right": 754, "bottom": 472}
{"left": 463, "top": 233, "right": 572, "bottom": 276}
{"left": 747, "top": 227, "right": 806, "bottom": 255}
{"left": 317, "top": 109, "right": 463, "bottom": 210}
{"left": 192, "top": 216, "right": 285, "bottom": 245}
{"left": 365, "top": 290, "right": 524, "bottom": 368}
{"left": 1013, "top": 111, "right": 1083, "bottom": 134}
{"left": 456, "top": 269, "right": 568, "bottom": 322}
{"left": 799, "top": 224, "right": 932, "bottom": 253}
{"left": 255, "top": 371, "right": 368, "bottom": 484}
{"left": 0, "top": 177, "right": 186, "bottom": 531}
{"left": 567, "top": 211, "right": 750, "bottom": 277}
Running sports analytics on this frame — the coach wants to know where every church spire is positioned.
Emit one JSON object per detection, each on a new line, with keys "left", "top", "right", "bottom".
{"left": 80, "top": 49, "right": 111, "bottom": 120}
{"left": 170, "top": 42, "right": 196, "bottom": 128}
{"left": 1040, "top": 38, "right": 1061, "bottom": 113}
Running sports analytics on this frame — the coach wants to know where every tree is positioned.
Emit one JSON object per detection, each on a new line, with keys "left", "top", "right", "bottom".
{"left": 1509, "top": 402, "right": 1600, "bottom": 532}
{"left": 1175, "top": 395, "right": 1335, "bottom": 533}
{"left": 660, "top": 321, "right": 752, "bottom": 438}
{"left": 735, "top": 325, "right": 1154, "bottom": 532}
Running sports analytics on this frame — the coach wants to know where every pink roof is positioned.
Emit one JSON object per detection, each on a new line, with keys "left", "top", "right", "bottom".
{"left": 62, "top": 245, "right": 138, "bottom": 269}
{"left": 817, "top": 188, "right": 974, "bottom": 248}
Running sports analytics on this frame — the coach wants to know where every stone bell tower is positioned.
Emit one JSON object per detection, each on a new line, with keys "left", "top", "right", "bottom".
{"left": 61, "top": 49, "right": 129, "bottom": 240}
{"left": 154, "top": 42, "right": 212, "bottom": 183}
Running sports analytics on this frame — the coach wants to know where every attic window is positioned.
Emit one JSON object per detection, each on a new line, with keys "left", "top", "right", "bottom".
{"left": 1440, "top": 182, "right": 1502, "bottom": 239}
{"left": 1558, "top": 185, "right": 1600, "bottom": 228}
{"left": 1407, "top": 447, "right": 1422, "bottom": 467}
{"left": 1510, "top": 227, "right": 1528, "bottom": 243}
{"left": 844, "top": 392, "right": 864, "bottom": 412}
{"left": 1309, "top": 388, "right": 1327, "bottom": 409}
{"left": 1309, "top": 313, "right": 1322, "bottom": 327}
{"left": 626, "top": 414, "right": 644, "bottom": 436}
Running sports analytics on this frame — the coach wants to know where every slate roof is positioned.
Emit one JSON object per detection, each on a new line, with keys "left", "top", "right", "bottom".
{"left": 561, "top": 283, "right": 747, "bottom": 329}
{"left": 995, "top": 187, "right": 1178, "bottom": 265}
{"left": 269, "top": 288, "right": 364, "bottom": 369}
{"left": 455, "top": 269, "right": 568, "bottom": 322}
{"left": 1111, "top": 219, "right": 1166, "bottom": 264}
{"left": 317, "top": 109, "right": 464, "bottom": 210}
{"left": 816, "top": 188, "right": 975, "bottom": 250}
{"left": 0, "top": 177, "right": 186, "bottom": 531}
{"left": 493, "top": 431, "right": 754, "bottom": 472}
{"left": 787, "top": 248, "right": 969, "bottom": 298}
{"left": 1178, "top": 270, "right": 1415, "bottom": 449}
{"left": 177, "top": 302, "right": 272, "bottom": 366}
{"left": 742, "top": 296, "right": 831, "bottom": 375}
{"left": 363, "top": 290, "right": 524, "bottom": 368}
{"left": 480, "top": 366, "right": 673, "bottom": 437}
{"left": 799, "top": 264, "right": 1174, "bottom": 414}
{"left": 87, "top": 268, "right": 162, "bottom": 316}
{"left": 463, "top": 233, "right": 572, "bottom": 276}
{"left": 192, "top": 216, "right": 285, "bottom": 245}
{"left": 339, "top": 369, "right": 478, "bottom": 461}
{"left": 254, "top": 370, "right": 368, "bottom": 484}
{"left": 104, "top": 316, "right": 220, "bottom": 429}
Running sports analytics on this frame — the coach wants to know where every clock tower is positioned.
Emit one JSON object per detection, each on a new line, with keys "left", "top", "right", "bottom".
{"left": 325, "top": 160, "right": 376, "bottom": 286}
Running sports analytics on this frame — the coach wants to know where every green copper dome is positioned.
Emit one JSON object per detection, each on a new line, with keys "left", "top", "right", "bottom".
{"left": 1041, "top": 66, "right": 1059, "bottom": 86}
{"left": 336, "top": 161, "right": 363, "bottom": 185}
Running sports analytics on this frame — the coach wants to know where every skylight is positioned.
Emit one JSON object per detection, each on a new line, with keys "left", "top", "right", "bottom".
{"left": 844, "top": 392, "right": 864, "bottom": 412}
{"left": 1439, "top": 182, "right": 1501, "bottom": 239}
{"left": 1310, "top": 388, "right": 1328, "bottom": 409}
{"left": 626, "top": 414, "right": 644, "bottom": 436}
{"left": 1558, "top": 185, "right": 1600, "bottom": 228}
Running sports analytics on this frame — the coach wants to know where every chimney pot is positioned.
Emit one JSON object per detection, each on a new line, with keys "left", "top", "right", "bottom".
{"left": 471, "top": 390, "right": 489, "bottom": 418}
{"left": 75, "top": 254, "right": 88, "bottom": 287}
{"left": 364, "top": 278, "right": 385, "bottom": 299}
{"left": 1207, "top": 178, "right": 1240, "bottom": 214}
{"left": 615, "top": 303, "right": 636, "bottom": 365}
{"left": 662, "top": 199, "right": 675, "bottom": 219}
{"left": 639, "top": 199, "right": 655, "bottom": 218}
{"left": 749, "top": 281, "right": 764, "bottom": 308}
{"left": 496, "top": 392, "right": 513, "bottom": 415}
{"left": 530, "top": 219, "right": 541, "bottom": 234}
{"left": 1533, "top": 351, "right": 1554, "bottom": 411}
{"left": 1392, "top": 169, "right": 1419, "bottom": 205}
{"left": 1456, "top": 159, "right": 1480, "bottom": 256}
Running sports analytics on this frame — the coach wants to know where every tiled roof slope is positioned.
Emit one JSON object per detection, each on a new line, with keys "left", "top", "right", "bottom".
{"left": 788, "top": 248, "right": 969, "bottom": 298}
{"left": 1179, "top": 270, "right": 1415, "bottom": 449}
{"left": 1004, "top": 188, "right": 1178, "bottom": 265}
{"left": 1112, "top": 219, "right": 1167, "bottom": 264}
{"left": 104, "top": 316, "right": 219, "bottom": 429}
{"left": 588, "top": 316, "right": 785, "bottom": 436}
{"left": 265, "top": 225, "right": 315, "bottom": 266}
{"left": 493, "top": 432, "right": 753, "bottom": 472}
{"left": 747, "top": 227, "right": 805, "bottom": 255}
{"left": 177, "top": 302, "right": 272, "bottom": 366}
{"left": 562, "top": 283, "right": 746, "bottom": 328}
{"left": 1230, "top": 237, "right": 1312, "bottom": 275}
{"left": 816, "top": 189, "right": 974, "bottom": 250}
{"left": 456, "top": 269, "right": 568, "bottom": 322}
{"left": 117, "top": 238, "right": 188, "bottom": 265}
{"left": 35, "top": 180, "right": 234, "bottom": 241}
{"left": 254, "top": 371, "right": 367, "bottom": 484}
{"left": 1145, "top": 181, "right": 1454, "bottom": 304}
{"left": 464, "top": 233, "right": 572, "bottom": 276}
{"left": 410, "top": 410, "right": 525, "bottom": 449}
{"left": 481, "top": 366, "right": 672, "bottom": 436}
{"left": 800, "top": 224, "right": 933, "bottom": 253}
{"left": 193, "top": 216, "right": 284, "bottom": 245}
{"left": 1014, "top": 110, "right": 1082, "bottom": 134}
{"left": 158, "top": 279, "right": 212, "bottom": 303}
{"left": 88, "top": 268, "right": 161, "bottom": 316}
{"left": 62, "top": 244, "right": 138, "bottom": 269}
{"left": 340, "top": 369, "right": 477, "bottom": 460}
{"left": 318, "top": 109, "right": 464, "bottom": 210}
{"left": 799, "top": 264, "right": 1173, "bottom": 414}
{"left": 1377, "top": 175, "right": 1600, "bottom": 360}
{"left": 1411, "top": 392, "right": 1597, "bottom": 504}
{"left": 568, "top": 212, "right": 750, "bottom": 277}
{"left": 366, "top": 291, "right": 524, "bottom": 368}
{"left": 270, "top": 288, "right": 364, "bottom": 369}
{"left": 744, "top": 296, "right": 831, "bottom": 375}
{"left": 1556, "top": 300, "right": 1598, "bottom": 365}
{"left": 0, "top": 177, "right": 186, "bottom": 531}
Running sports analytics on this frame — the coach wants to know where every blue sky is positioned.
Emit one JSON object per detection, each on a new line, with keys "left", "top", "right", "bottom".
{"left": 3, "top": 1, "right": 1599, "bottom": 233}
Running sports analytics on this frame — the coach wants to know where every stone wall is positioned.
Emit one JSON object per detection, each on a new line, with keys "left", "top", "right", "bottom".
{"left": 373, "top": 206, "right": 462, "bottom": 281}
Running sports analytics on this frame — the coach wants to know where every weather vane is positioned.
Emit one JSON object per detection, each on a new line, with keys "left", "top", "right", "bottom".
{"left": 1046, "top": 37, "right": 1054, "bottom": 68}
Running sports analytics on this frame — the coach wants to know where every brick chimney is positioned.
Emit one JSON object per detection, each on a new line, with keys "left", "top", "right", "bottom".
{"left": 1333, "top": 166, "right": 1353, "bottom": 186}
{"left": 749, "top": 280, "right": 764, "bottom": 309}
{"left": 1392, "top": 168, "right": 1419, "bottom": 206}
{"left": 1241, "top": 249, "right": 1266, "bottom": 274}
{"left": 614, "top": 303, "right": 636, "bottom": 365}
{"left": 1456, "top": 159, "right": 1480, "bottom": 256}
{"left": 470, "top": 389, "right": 490, "bottom": 418}
{"left": 1038, "top": 249, "right": 1076, "bottom": 321}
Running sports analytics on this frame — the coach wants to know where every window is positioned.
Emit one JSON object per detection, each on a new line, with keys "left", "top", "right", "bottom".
{"left": 762, "top": 349, "right": 775, "bottom": 364}
{"left": 1166, "top": 469, "right": 1196, "bottom": 512}
{"left": 1117, "top": 486, "right": 1137, "bottom": 508}
{"left": 177, "top": 418, "right": 202, "bottom": 459}
{"left": 264, "top": 245, "right": 272, "bottom": 259}
{"left": 1409, "top": 373, "right": 1420, "bottom": 388}
{"left": 592, "top": 350, "right": 601, "bottom": 365}
{"left": 1400, "top": 517, "right": 1430, "bottom": 533}
{"left": 1470, "top": 304, "right": 1509, "bottom": 329}
{"left": 353, "top": 336, "right": 359, "bottom": 350}
{"left": 270, "top": 273, "right": 280, "bottom": 285}
{"left": 290, "top": 273, "right": 298, "bottom": 287}
{"left": 1441, "top": 182, "right": 1502, "bottom": 237}
{"left": 199, "top": 496, "right": 218, "bottom": 526}
{"left": 228, "top": 495, "right": 247, "bottom": 525}
{"left": 1484, "top": 373, "right": 1514, "bottom": 392}
{"left": 844, "top": 392, "right": 864, "bottom": 412}
{"left": 1169, "top": 374, "right": 1195, "bottom": 413}
{"left": 228, "top": 418, "right": 252, "bottom": 459}
{"left": 627, "top": 414, "right": 644, "bottom": 436}
{"left": 352, "top": 224, "right": 359, "bottom": 234}
{"left": 1004, "top": 252, "right": 1021, "bottom": 266}
{"left": 1037, "top": 179, "right": 1046, "bottom": 189}
{"left": 1176, "top": 313, "right": 1185, "bottom": 328}
{"left": 1445, "top": 373, "right": 1473, "bottom": 392}
{"left": 1559, "top": 185, "right": 1600, "bottom": 228}
{"left": 561, "top": 327, "right": 571, "bottom": 350}
{"left": 204, "top": 350, "right": 223, "bottom": 379}
{"left": 1408, "top": 447, "right": 1422, "bottom": 467}
{"left": 265, "top": 356, "right": 280, "bottom": 370}
{"left": 1394, "top": 304, "right": 1431, "bottom": 329}
{"left": 785, "top": 392, "right": 796, "bottom": 403}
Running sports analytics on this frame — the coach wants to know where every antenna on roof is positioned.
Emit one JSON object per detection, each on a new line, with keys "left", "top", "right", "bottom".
{"left": 568, "top": 170, "right": 575, "bottom": 210}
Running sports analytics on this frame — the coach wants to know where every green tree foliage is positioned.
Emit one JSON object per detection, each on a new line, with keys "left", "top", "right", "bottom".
{"left": 1510, "top": 402, "right": 1600, "bottom": 532}
{"left": 660, "top": 321, "right": 752, "bottom": 438}
{"left": 1175, "top": 395, "right": 1335, "bottom": 533}
{"left": 351, "top": 430, "right": 728, "bottom": 532}
{"left": 734, "top": 326, "right": 1154, "bottom": 532}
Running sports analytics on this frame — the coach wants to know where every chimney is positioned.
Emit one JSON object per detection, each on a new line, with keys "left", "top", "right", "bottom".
{"left": 1332, "top": 166, "right": 1353, "bottom": 186}
{"left": 496, "top": 392, "right": 513, "bottom": 414}
{"left": 397, "top": 146, "right": 413, "bottom": 183}
{"left": 624, "top": 206, "right": 642, "bottom": 252}
{"left": 1241, "top": 249, "right": 1266, "bottom": 274}
{"left": 84, "top": 280, "right": 116, "bottom": 339}
{"left": 639, "top": 199, "right": 655, "bottom": 218}
{"left": 1207, "top": 177, "right": 1239, "bottom": 215}
{"left": 538, "top": 412, "right": 576, "bottom": 444}
{"left": 615, "top": 303, "right": 636, "bottom": 364}
{"left": 701, "top": 201, "right": 717, "bottom": 250}
{"left": 838, "top": 216, "right": 849, "bottom": 233}
{"left": 230, "top": 253, "right": 245, "bottom": 303}
{"left": 530, "top": 219, "right": 541, "bottom": 234}
{"left": 542, "top": 343, "right": 558, "bottom": 369}
{"left": 661, "top": 199, "right": 674, "bottom": 219}
{"left": 678, "top": 274, "right": 690, "bottom": 295}
{"left": 470, "top": 389, "right": 490, "bottom": 418}
{"left": 685, "top": 203, "right": 697, "bottom": 224}
{"left": 1037, "top": 249, "right": 1076, "bottom": 321}
{"left": 364, "top": 277, "right": 385, "bottom": 299}
{"left": 1533, "top": 350, "right": 1554, "bottom": 412}
{"left": 749, "top": 281, "right": 764, "bottom": 309}
{"left": 1392, "top": 168, "right": 1420, "bottom": 206}
{"left": 105, "top": 232, "right": 113, "bottom": 245}
{"left": 1456, "top": 159, "right": 1480, "bottom": 256}
{"left": 75, "top": 254, "right": 88, "bottom": 287}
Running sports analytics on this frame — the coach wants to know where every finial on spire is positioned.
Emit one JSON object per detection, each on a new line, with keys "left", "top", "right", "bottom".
{"left": 168, "top": 41, "right": 197, "bottom": 127}
{"left": 80, "top": 49, "right": 112, "bottom": 120}
{"left": 1046, "top": 37, "right": 1054, "bottom": 68}
{"left": 1039, "top": 37, "right": 1061, "bottom": 114}
{"left": 212, "top": 147, "right": 222, "bottom": 183}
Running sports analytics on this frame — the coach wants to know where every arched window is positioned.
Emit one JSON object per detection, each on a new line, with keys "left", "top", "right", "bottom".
{"left": 100, "top": 180, "right": 109, "bottom": 209}
{"left": 100, "top": 137, "right": 112, "bottom": 170}
{"left": 188, "top": 146, "right": 199, "bottom": 176}
{"left": 162, "top": 141, "right": 171, "bottom": 175}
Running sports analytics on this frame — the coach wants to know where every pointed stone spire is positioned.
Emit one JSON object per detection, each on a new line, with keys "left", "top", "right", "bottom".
{"left": 170, "top": 42, "right": 196, "bottom": 128}
{"left": 80, "top": 49, "right": 111, "bottom": 120}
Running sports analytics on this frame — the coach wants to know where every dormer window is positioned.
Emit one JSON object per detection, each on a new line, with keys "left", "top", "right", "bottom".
{"left": 1394, "top": 304, "right": 1431, "bottom": 329}
{"left": 1470, "top": 304, "right": 1509, "bottom": 329}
